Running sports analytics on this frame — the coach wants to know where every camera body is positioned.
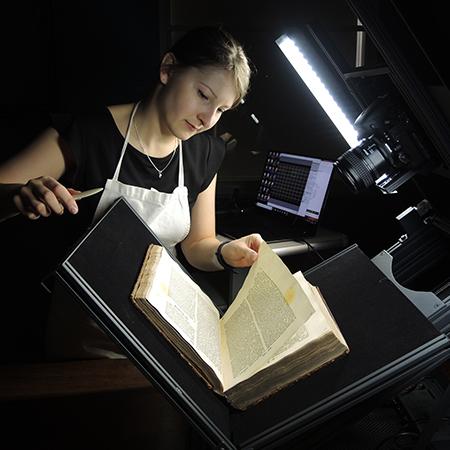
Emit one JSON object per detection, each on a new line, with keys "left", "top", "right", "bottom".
{"left": 335, "top": 94, "right": 436, "bottom": 194}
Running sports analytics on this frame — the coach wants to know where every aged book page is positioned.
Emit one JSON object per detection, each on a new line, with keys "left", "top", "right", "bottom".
{"left": 131, "top": 241, "right": 349, "bottom": 409}
{"left": 219, "top": 241, "right": 316, "bottom": 391}
{"left": 139, "top": 246, "right": 223, "bottom": 382}
{"left": 260, "top": 271, "right": 339, "bottom": 367}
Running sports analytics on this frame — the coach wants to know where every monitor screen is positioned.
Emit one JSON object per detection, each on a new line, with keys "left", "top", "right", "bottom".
{"left": 255, "top": 151, "right": 334, "bottom": 224}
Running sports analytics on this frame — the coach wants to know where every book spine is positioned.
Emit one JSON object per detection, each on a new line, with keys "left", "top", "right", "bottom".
{"left": 131, "top": 245, "right": 162, "bottom": 301}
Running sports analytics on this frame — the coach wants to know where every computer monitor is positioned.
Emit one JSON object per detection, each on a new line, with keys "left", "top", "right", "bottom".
{"left": 255, "top": 151, "right": 334, "bottom": 225}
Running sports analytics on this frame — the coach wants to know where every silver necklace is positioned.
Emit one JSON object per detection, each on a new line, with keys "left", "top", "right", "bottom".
{"left": 133, "top": 114, "right": 177, "bottom": 179}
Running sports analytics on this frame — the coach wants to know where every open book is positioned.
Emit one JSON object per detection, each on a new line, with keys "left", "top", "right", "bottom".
{"left": 130, "top": 240, "right": 349, "bottom": 410}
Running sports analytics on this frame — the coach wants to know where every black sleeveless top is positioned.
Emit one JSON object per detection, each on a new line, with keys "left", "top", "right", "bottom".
{"left": 51, "top": 107, "right": 226, "bottom": 235}
{"left": 11, "top": 106, "right": 227, "bottom": 276}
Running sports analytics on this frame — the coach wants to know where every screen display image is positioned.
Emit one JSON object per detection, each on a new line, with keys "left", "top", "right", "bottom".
{"left": 256, "top": 152, "right": 334, "bottom": 224}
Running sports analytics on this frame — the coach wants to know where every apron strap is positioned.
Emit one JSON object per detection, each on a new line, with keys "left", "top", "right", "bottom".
{"left": 178, "top": 140, "right": 184, "bottom": 187}
{"left": 113, "top": 100, "right": 184, "bottom": 188}
{"left": 112, "top": 102, "right": 140, "bottom": 181}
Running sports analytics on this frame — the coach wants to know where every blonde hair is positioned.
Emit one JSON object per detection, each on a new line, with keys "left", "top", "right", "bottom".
{"left": 168, "top": 26, "right": 252, "bottom": 107}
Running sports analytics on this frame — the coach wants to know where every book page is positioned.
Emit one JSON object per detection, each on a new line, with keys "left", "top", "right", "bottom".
{"left": 219, "top": 241, "right": 316, "bottom": 390}
{"left": 259, "top": 305, "right": 329, "bottom": 369}
{"left": 293, "top": 270, "right": 347, "bottom": 346}
{"left": 257, "top": 271, "right": 348, "bottom": 370}
{"left": 145, "top": 248, "right": 223, "bottom": 380}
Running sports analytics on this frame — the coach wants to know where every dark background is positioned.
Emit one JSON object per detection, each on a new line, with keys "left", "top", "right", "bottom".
{"left": 0, "top": 0, "right": 448, "bottom": 363}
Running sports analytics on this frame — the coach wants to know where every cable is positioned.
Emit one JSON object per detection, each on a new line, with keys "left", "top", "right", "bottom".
{"left": 299, "top": 238, "right": 325, "bottom": 262}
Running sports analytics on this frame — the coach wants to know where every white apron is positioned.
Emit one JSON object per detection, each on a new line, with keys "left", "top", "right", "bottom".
{"left": 45, "top": 103, "right": 191, "bottom": 360}
{"left": 94, "top": 102, "right": 190, "bottom": 249}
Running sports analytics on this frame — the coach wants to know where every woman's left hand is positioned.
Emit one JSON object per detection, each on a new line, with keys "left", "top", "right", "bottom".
{"left": 220, "top": 233, "right": 263, "bottom": 268}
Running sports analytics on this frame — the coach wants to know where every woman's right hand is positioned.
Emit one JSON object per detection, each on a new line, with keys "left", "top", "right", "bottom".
{"left": 13, "top": 176, "right": 79, "bottom": 220}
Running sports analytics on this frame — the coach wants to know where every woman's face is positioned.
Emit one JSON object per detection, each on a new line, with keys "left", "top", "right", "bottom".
{"left": 158, "top": 62, "right": 237, "bottom": 140}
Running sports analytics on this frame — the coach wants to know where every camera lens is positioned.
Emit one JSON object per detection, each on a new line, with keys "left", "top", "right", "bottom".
{"left": 335, "top": 138, "right": 393, "bottom": 193}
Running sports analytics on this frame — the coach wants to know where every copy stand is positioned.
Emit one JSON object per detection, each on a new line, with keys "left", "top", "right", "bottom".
{"left": 53, "top": 198, "right": 450, "bottom": 449}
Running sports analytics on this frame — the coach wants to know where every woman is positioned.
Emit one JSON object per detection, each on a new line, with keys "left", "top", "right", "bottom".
{"left": 0, "top": 26, "right": 262, "bottom": 359}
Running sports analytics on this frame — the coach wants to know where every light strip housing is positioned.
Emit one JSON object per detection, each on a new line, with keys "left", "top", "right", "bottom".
{"left": 276, "top": 34, "right": 360, "bottom": 148}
